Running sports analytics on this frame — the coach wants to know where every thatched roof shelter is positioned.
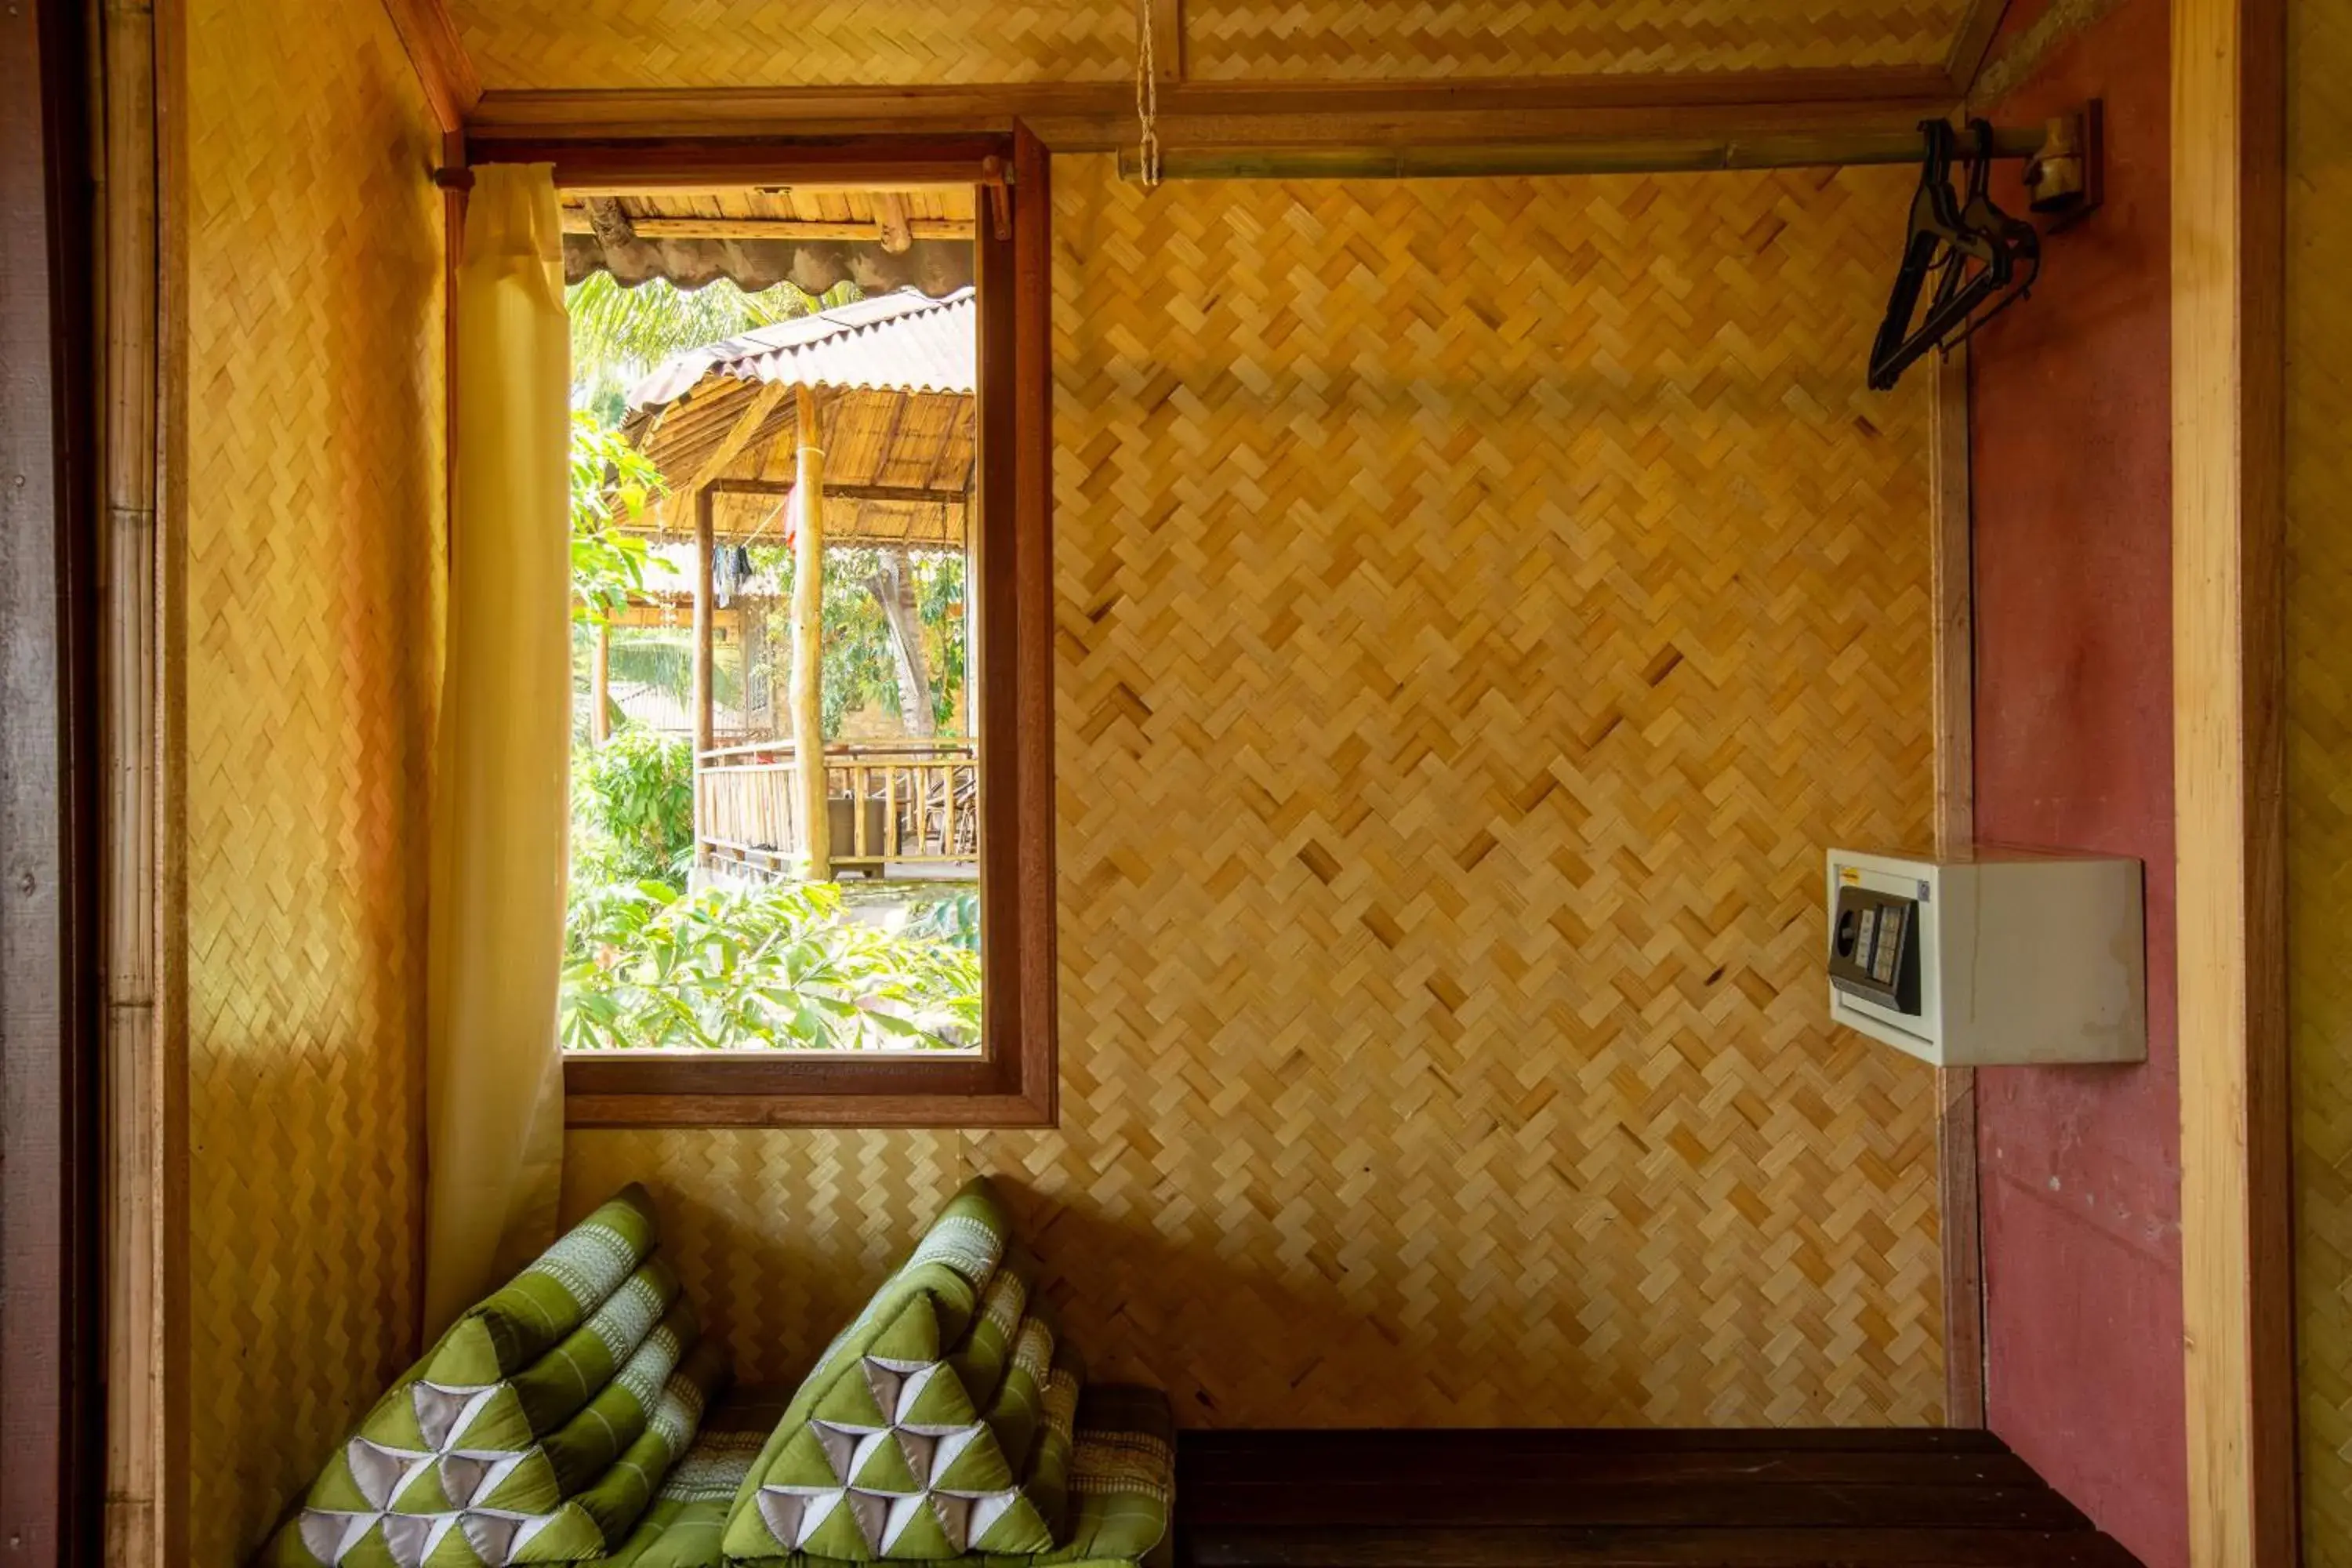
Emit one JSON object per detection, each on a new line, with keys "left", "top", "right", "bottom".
{"left": 606, "top": 285, "right": 982, "bottom": 882}
{"left": 620, "top": 287, "right": 975, "bottom": 550}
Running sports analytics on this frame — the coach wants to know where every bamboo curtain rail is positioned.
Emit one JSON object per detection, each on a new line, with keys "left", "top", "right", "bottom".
{"left": 1114, "top": 122, "right": 2053, "bottom": 183}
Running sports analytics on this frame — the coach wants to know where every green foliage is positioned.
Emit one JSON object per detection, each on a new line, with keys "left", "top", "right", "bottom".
{"left": 901, "top": 892, "right": 982, "bottom": 953}
{"left": 568, "top": 273, "right": 863, "bottom": 416}
{"left": 575, "top": 626, "right": 745, "bottom": 719}
{"left": 570, "top": 414, "right": 664, "bottom": 625}
{"left": 571, "top": 727, "right": 695, "bottom": 886}
{"left": 916, "top": 560, "right": 968, "bottom": 733}
{"left": 753, "top": 544, "right": 967, "bottom": 737}
{"left": 561, "top": 880, "right": 981, "bottom": 1051}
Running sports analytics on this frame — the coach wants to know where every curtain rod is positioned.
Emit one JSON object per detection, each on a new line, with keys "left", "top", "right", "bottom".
{"left": 1112, "top": 118, "right": 2073, "bottom": 184}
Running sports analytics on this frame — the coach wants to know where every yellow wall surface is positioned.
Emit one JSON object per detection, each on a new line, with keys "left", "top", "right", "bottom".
{"left": 181, "top": 0, "right": 446, "bottom": 1555}
{"left": 2291, "top": 0, "right": 2352, "bottom": 1557}
{"left": 567, "top": 158, "right": 1947, "bottom": 1429}
{"left": 441, "top": 0, "right": 1966, "bottom": 90}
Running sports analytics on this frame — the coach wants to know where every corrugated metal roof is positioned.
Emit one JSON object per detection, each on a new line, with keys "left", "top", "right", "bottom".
{"left": 626, "top": 288, "right": 976, "bottom": 412}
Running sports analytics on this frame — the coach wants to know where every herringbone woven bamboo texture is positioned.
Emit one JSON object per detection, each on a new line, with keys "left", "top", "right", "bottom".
{"left": 445, "top": 0, "right": 1131, "bottom": 90}
{"left": 2291, "top": 1, "right": 2352, "bottom": 1558}
{"left": 1186, "top": 0, "right": 1969, "bottom": 79}
{"left": 442, "top": 0, "right": 1970, "bottom": 90}
{"left": 183, "top": 0, "right": 446, "bottom": 1558}
{"left": 569, "top": 158, "right": 1947, "bottom": 1430}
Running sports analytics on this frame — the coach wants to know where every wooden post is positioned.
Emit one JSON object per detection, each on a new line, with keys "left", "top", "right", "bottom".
{"left": 2174, "top": 0, "right": 2293, "bottom": 1563}
{"left": 591, "top": 621, "right": 612, "bottom": 744}
{"left": 691, "top": 486, "right": 714, "bottom": 757}
{"left": 1928, "top": 343, "right": 1985, "bottom": 1431}
{"left": 793, "top": 388, "right": 830, "bottom": 881}
{"left": 691, "top": 488, "right": 714, "bottom": 878}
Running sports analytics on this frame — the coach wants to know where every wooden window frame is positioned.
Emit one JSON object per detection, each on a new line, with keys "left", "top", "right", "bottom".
{"left": 500, "top": 129, "right": 1058, "bottom": 1130}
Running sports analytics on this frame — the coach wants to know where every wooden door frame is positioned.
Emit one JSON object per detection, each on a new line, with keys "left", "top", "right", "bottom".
{"left": 2172, "top": 0, "right": 2296, "bottom": 1563}
{"left": 1, "top": 0, "right": 104, "bottom": 1559}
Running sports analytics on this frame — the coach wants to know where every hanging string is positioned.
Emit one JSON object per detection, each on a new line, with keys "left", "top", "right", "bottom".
{"left": 1134, "top": 0, "right": 1162, "bottom": 188}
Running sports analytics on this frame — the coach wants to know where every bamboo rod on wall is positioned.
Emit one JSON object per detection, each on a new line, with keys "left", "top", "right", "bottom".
{"left": 1113, "top": 122, "right": 2051, "bottom": 182}
{"left": 792, "top": 389, "right": 829, "bottom": 883}
{"left": 98, "top": 0, "right": 177, "bottom": 1558}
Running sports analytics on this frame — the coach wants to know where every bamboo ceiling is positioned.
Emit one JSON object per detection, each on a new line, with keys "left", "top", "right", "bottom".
{"left": 444, "top": 0, "right": 1980, "bottom": 90}
{"left": 565, "top": 188, "right": 978, "bottom": 295}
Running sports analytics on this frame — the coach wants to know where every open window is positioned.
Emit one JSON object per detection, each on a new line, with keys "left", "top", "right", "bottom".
{"left": 532, "top": 132, "right": 1054, "bottom": 1128}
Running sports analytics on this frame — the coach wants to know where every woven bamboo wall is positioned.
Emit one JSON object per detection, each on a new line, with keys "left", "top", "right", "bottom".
{"left": 441, "top": 0, "right": 1969, "bottom": 90}
{"left": 568, "top": 157, "right": 1947, "bottom": 1428}
{"left": 2290, "top": 0, "right": 2352, "bottom": 1557}
{"left": 182, "top": 0, "right": 446, "bottom": 1557}
{"left": 445, "top": 0, "right": 1131, "bottom": 91}
{"left": 1185, "top": 0, "right": 1968, "bottom": 80}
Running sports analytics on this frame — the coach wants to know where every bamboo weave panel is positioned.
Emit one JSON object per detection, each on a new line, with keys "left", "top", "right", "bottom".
{"left": 1186, "top": 0, "right": 1971, "bottom": 80}
{"left": 2290, "top": 0, "right": 2352, "bottom": 1557}
{"left": 183, "top": 0, "right": 446, "bottom": 1559}
{"left": 445, "top": 0, "right": 1131, "bottom": 90}
{"left": 443, "top": 0, "right": 1969, "bottom": 90}
{"left": 568, "top": 158, "right": 1946, "bottom": 1428}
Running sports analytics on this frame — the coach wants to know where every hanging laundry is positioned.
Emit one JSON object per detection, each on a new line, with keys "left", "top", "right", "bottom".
{"left": 714, "top": 544, "right": 751, "bottom": 607}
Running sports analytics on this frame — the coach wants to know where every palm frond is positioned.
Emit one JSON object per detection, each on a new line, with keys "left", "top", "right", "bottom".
{"left": 567, "top": 273, "right": 864, "bottom": 412}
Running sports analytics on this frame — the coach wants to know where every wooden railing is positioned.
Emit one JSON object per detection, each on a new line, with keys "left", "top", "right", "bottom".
{"left": 695, "top": 739, "right": 978, "bottom": 880}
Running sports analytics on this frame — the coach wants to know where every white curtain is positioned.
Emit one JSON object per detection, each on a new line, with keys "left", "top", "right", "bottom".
{"left": 423, "top": 162, "right": 571, "bottom": 1337}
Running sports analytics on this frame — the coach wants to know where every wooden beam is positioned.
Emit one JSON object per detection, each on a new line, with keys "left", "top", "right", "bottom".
{"left": 1928, "top": 344, "right": 1986, "bottom": 1432}
{"left": 2172, "top": 0, "right": 2294, "bottom": 1563}
{"left": 705, "top": 480, "right": 971, "bottom": 506}
{"left": 1120, "top": 122, "right": 2050, "bottom": 181}
{"left": 464, "top": 67, "right": 1959, "bottom": 151}
{"left": 474, "top": 136, "right": 1016, "bottom": 191}
{"left": 1151, "top": 0, "right": 1185, "bottom": 85}
{"left": 1944, "top": 0, "right": 2013, "bottom": 99}
{"left": 869, "top": 191, "right": 913, "bottom": 253}
{"left": 556, "top": 212, "right": 974, "bottom": 242}
{"left": 790, "top": 390, "right": 830, "bottom": 883}
{"left": 691, "top": 488, "right": 716, "bottom": 763}
{"left": 376, "top": 0, "right": 481, "bottom": 134}
{"left": 658, "top": 380, "right": 787, "bottom": 532}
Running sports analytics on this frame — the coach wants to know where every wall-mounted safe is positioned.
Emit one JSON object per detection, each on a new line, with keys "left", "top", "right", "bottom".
{"left": 1824, "top": 848, "right": 2147, "bottom": 1067}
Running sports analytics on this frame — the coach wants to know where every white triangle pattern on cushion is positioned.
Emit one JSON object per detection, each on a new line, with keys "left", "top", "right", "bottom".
{"left": 292, "top": 1507, "right": 568, "bottom": 1568}
{"left": 754, "top": 1352, "right": 1025, "bottom": 1555}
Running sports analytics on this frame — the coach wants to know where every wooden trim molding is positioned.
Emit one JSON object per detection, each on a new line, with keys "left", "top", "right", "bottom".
{"left": 464, "top": 67, "right": 1959, "bottom": 152}
{"left": 378, "top": 0, "right": 482, "bottom": 135}
{"left": 2171, "top": 0, "right": 2296, "bottom": 1563}
{"left": 1944, "top": 0, "right": 2014, "bottom": 98}
{"left": 561, "top": 126, "right": 1055, "bottom": 1131}
{"left": 2, "top": 0, "right": 102, "bottom": 1557}
{"left": 1928, "top": 344, "right": 1987, "bottom": 1431}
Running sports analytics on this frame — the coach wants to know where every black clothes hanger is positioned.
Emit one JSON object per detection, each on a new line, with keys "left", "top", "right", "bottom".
{"left": 1867, "top": 119, "right": 2042, "bottom": 390}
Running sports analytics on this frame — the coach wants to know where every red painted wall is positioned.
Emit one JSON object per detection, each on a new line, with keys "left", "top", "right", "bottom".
{"left": 1966, "top": 2, "right": 2184, "bottom": 1565}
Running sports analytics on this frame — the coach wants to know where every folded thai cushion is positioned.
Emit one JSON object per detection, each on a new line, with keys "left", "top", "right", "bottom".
{"left": 720, "top": 1179, "right": 1082, "bottom": 1563}
{"left": 590, "top": 1385, "right": 1172, "bottom": 1568}
{"left": 280, "top": 1336, "right": 728, "bottom": 1568}
{"left": 259, "top": 1186, "right": 717, "bottom": 1567}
